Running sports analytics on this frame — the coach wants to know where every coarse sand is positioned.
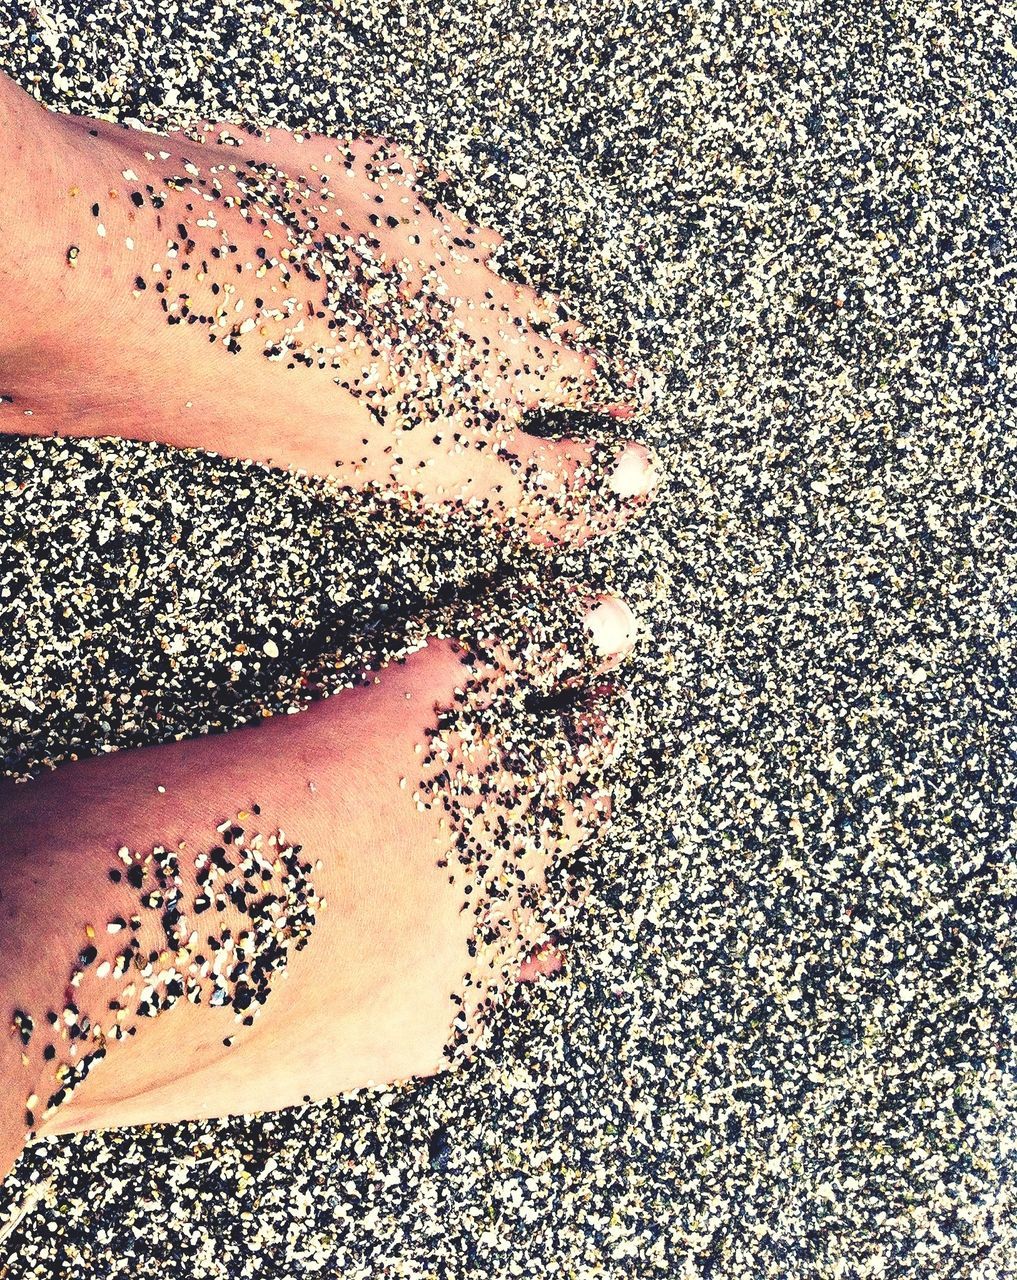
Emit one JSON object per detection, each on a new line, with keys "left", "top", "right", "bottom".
{"left": 1, "top": 1, "right": 1014, "bottom": 1276}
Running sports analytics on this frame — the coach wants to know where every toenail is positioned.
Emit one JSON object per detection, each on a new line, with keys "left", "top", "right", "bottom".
{"left": 583, "top": 595, "right": 638, "bottom": 661}
{"left": 607, "top": 444, "right": 659, "bottom": 499}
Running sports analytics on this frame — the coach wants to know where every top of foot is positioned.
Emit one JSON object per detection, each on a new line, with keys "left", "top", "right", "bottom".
{"left": 0, "top": 85, "right": 657, "bottom": 546}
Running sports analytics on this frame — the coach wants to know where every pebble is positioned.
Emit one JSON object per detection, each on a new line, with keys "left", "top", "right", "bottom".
{"left": 427, "top": 1126, "right": 451, "bottom": 1173}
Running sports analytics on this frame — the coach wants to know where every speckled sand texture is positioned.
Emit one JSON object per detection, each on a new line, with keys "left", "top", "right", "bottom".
{"left": 1, "top": 1, "right": 1015, "bottom": 1276}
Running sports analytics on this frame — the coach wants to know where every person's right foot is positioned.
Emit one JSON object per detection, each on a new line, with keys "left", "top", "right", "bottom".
{"left": 0, "top": 586, "right": 636, "bottom": 1175}
{"left": 0, "top": 74, "right": 656, "bottom": 547}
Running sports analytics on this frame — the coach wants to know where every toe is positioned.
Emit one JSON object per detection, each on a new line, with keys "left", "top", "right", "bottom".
{"left": 434, "top": 582, "right": 639, "bottom": 704}
{"left": 471, "top": 274, "right": 647, "bottom": 414}
{"left": 519, "top": 941, "right": 564, "bottom": 983}
{"left": 578, "top": 599, "right": 638, "bottom": 671}
{"left": 520, "top": 339, "right": 651, "bottom": 419}
{"left": 509, "top": 699, "right": 620, "bottom": 987}
{"left": 364, "top": 138, "right": 424, "bottom": 188}
{"left": 414, "top": 588, "right": 627, "bottom": 1055}
{"left": 402, "top": 425, "right": 658, "bottom": 549}
{"left": 491, "top": 430, "right": 659, "bottom": 548}
{"left": 473, "top": 224, "right": 506, "bottom": 262}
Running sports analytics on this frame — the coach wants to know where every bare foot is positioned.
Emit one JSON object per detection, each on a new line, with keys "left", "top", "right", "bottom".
{"left": 0, "top": 586, "right": 635, "bottom": 1174}
{"left": 0, "top": 74, "right": 656, "bottom": 547}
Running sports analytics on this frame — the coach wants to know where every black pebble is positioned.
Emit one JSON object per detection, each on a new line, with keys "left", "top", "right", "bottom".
{"left": 428, "top": 1127, "right": 452, "bottom": 1173}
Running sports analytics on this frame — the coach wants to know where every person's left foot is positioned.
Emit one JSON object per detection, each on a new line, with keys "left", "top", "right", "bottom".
{"left": 0, "top": 76, "right": 656, "bottom": 547}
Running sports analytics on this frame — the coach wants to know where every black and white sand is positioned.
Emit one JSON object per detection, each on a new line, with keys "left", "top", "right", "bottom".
{"left": 0, "top": 1, "right": 1013, "bottom": 1276}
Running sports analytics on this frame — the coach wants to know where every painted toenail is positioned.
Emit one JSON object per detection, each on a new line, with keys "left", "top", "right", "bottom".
{"left": 583, "top": 595, "right": 638, "bottom": 661}
{"left": 607, "top": 444, "right": 658, "bottom": 498}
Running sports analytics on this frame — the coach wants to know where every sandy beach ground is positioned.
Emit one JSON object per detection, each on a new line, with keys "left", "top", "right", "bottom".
{"left": 0, "top": 1, "right": 1013, "bottom": 1276}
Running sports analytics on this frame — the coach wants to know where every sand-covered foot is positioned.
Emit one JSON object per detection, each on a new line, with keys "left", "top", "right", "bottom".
{"left": 0, "top": 585, "right": 636, "bottom": 1175}
{"left": 0, "top": 74, "right": 656, "bottom": 547}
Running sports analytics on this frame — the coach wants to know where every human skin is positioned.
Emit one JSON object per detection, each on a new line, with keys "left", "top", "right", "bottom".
{"left": 0, "top": 590, "right": 636, "bottom": 1183}
{"left": 0, "top": 71, "right": 655, "bottom": 547}
{"left": 0, "top": 70, "right": 650, "bottom": 1183}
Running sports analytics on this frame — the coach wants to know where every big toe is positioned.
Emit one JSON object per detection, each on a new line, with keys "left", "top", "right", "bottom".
{"left": 493, "top": 431, "right": 659, "bottom": 548}
{"left": 401, "top": 429, "right": 659, "bottom": 549}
